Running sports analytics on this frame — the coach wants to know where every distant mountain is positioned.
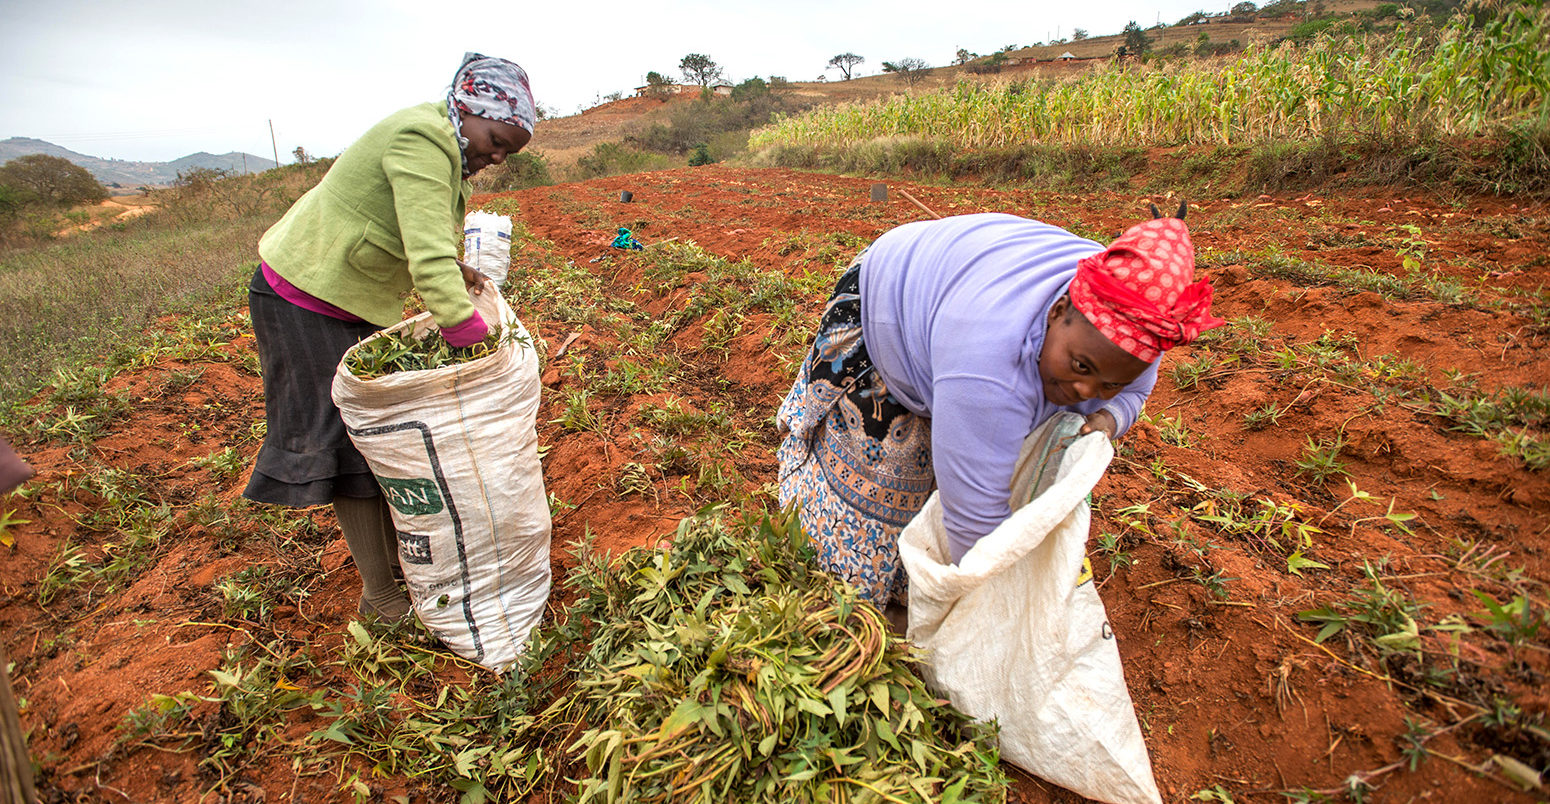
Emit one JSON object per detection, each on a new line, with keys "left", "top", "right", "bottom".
{"left": 0, "top": 137, "right": 277, "bottom": 189}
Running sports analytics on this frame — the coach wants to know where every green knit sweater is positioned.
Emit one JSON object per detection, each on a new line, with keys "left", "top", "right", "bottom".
{"left": 258, "top": 102, "right": 474, "bottom": 328}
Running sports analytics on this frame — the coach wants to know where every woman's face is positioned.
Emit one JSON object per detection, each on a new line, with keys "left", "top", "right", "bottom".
{"left": 458, "top": 113, "right": 532, "bottom": 176}
{"left": 1038, "top": 296, "right": 1151, "bottom": 406}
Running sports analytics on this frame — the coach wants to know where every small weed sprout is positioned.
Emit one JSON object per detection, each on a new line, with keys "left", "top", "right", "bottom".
{"left": 38, "top": 543, "right": 92, "bottom": 605}
{"left": 617, "top": 462, "right": 655, "bottom": 499}
{"left": 194, "top": 446, "right": 247, "bottom": 481}
{"left": 1295, "top": 433, "right": 1349, "bottom": 484}
{"left": 1170, "top": 351, "right": 1221, "bottom": 391}
{"left": 555, "top": 388, "right": 605, "bottom": 434}
{"left": 119, "top": 692, "right": 201, "bottom": 751}
{"left": 1243, "top": 402, "right": 1286, "bottom": 431}
{"left": 1150, "top": 414, "right": 1196, "bottom": 447}
{"left": 1095, "top": 531, "right": 1134, "bottom": 573}
{"left": 1298, "top": 561, "right": 1426, "bottom": 656}
{"left": 1471, "top": 590, "right": 1545, "bottom": 645}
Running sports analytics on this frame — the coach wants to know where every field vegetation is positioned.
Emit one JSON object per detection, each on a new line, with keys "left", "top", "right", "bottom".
{"left": 750, "top": 6, "right": 1550, "bottom": 197}
{"left": 0, "top": 162, "right": 331, "bottom": 410}
{"left": 0, "top": 3, "right": 1548, "bottom": 802}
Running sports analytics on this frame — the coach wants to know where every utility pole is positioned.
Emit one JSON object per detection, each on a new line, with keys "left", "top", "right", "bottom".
{"left": 242, "top": 153, "right": 248, "bottom": 174}
{"left": 269, "top": 119, "right": 280, "bottom": 168}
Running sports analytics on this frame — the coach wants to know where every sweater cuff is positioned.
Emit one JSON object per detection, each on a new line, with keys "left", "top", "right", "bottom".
{"left": 441, "top": 311, "right": 489, "bottom": 347}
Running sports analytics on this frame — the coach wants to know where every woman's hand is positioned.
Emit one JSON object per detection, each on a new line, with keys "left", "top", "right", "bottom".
{"left": 456, "top": 259, "right": 488, "bottom": 295}
{"left": 1079, "top": 409, "right": 1118, "bottom": 440}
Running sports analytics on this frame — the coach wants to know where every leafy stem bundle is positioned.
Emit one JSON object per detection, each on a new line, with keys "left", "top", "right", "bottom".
{"left": 344, "top": 325, "right": 528, "bottom": 380}
{"left": 561, "top": 508, "right": 1007, "bottom": 803}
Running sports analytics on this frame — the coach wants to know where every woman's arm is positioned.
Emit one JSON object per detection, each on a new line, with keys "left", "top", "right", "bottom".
{"left": 381, "top": 129, "right": 485, "bottom": 343}
{"left": 930, "top": 373, "right": 1034, "bottom": 564}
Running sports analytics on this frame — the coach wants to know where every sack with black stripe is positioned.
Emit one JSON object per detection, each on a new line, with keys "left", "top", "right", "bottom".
{"left": 332, "top": 285, "right": 549, "bottom": 672}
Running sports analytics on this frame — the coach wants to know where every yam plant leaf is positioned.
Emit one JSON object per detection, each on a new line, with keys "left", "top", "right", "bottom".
{"left": 658, "top": 698, "right": 705, "bottom": 740}
{"left": 942, "top": 776, "right": 971, "bottom": 804}
{"left": 1297, "top": 606, "right": 1348, "bottom": 643}
{"left": 0, "top": 509, "right": 30, "bottom": 548}
{"left": 870, "top": 681, "right": 890, "bottom": 713}
{"left": 1490, "top": 754, "right": 1544, "bottom": 791}
{"left": 795, "top": 696, "right": 832, "bottom": 717}
{"left": 1373, "top": 614, "right": 1421, "bottom": 653}
{"left": 315, "top": 719, "right": 356, "bottom": 745}
{"left": 347, "top": 619, "right": 373, "bottom": 647}
{"left": 828, "top": 686, "right": 849, "bottom": 726}
{"left": 1286, "top": 551, "right": 1330, "bottom": 577}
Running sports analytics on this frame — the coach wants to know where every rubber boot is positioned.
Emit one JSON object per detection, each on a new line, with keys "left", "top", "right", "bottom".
{"left": 334, "top": 495, "right": 411, "bottom": 620}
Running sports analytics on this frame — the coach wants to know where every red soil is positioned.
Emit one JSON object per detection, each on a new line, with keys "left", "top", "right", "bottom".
{"left": 2, "top": 166, "right": 1547, "bottom": 802}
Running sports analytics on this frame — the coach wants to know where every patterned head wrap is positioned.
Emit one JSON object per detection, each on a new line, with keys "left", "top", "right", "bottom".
{"left": 447, "top": 52, "right": 535, "bottom": 176}
{"left": 449, "top": 52, "right": 535, "bottom": 131}
{"left": 1068, "top": 217, "right": 1225, "bottom": 362}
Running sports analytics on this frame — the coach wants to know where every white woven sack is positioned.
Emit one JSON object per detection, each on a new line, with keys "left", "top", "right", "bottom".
{"left": 332, "top": 286, "right": 549, "bottom": 673}
{"left": 463, "top": 211, "right": 513, "bottom": 287}
{"left": 899, "top": 413, "right": 1162, "bottom": 804}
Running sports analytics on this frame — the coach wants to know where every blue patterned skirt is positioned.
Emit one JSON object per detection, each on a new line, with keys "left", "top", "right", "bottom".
{"left": 777, "top": 257, "right": 934, "bottom": 605}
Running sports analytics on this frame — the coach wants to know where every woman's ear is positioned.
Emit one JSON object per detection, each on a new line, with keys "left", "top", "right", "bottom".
{"left": 1048, "top": 295, "right": 1071, "bottom": 325}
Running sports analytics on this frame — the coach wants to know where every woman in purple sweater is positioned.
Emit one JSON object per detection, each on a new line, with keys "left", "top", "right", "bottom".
{"left": 777, "top": 209, "right": 1223, "bottom": 607}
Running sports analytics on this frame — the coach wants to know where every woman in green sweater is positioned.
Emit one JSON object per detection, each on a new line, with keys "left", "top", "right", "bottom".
{"left": 243, "top": 53, "right": 535, "bottom": 619}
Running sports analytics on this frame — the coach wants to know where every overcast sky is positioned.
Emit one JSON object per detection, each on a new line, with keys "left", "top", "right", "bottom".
{"left": 2, "top": 0, "right": 1232, "bottom": 164}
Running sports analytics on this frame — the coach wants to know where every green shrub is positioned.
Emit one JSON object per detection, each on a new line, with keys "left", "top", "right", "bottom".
{"left": 471, "top": 151, "right": 552, "bottom": 192}
{"left": 571, "top": 142, "right": 674, "bottom": 180}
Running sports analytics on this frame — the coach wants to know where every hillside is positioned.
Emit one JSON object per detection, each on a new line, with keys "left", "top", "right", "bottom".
{"left": 0, "top": 137, "right": 275, "bottom": 190}
{"left": 529, "top": 0, "right": 1393, "bottom": 173}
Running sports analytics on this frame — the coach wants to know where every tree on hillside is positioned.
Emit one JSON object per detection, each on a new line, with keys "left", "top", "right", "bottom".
{"left": 952, "top": 48, "right": 977, "bottom": 65}
{"left": 679, "top": 54, "right": 724, "bottom": 88}
{"left": 0, "top": 183, "right": 26, "bottom": 222}
{"left": 731, "top": 77, "right": 769, "bottom": 102}
{"left": 645, "top": 70, "right": 673, "bottom": 98}
{"left": 881, "top": 58, "right": 932, "bottom": 86}
{"left": 1118, "top": 21, "right": 1155, "bottom": 56}
{"left": 0, "top": 154, "right": 107, "bottom": 206}
{"left": 1072, "top": 28, "right": 1089, "bottom": 40}
{"left": 292, "top": 146, "right": 311, "bottom": 165}
{"left": 967, "top": 52, "right": 1007, "bottom": 74}
{"left": 827, "top": 53, "right": 864, "bottom": 80}
{"left": 1231, "top": 1, "right": 1258, "bottom": 15}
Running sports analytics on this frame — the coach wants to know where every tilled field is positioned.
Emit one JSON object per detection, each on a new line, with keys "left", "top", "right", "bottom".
{"left": 2, "top": 166, "right": 1547, "bottom": 802}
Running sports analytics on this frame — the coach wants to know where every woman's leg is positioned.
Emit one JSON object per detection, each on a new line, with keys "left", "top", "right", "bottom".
{"left": 334, "top": 494, "right": 410, "bottom": 619}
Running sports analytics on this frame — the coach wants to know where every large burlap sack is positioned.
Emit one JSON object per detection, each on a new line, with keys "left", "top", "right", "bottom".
{"left": 898, "top": 413, "right": 1162, "bottom": 804}
{"left": 332, "top": 286, "right": 549, "bottom": 673}
{"left": 463, "top": 211, "right": 513, "bottom": 287}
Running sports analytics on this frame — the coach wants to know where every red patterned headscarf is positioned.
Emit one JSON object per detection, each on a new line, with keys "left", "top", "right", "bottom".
{"left": 1068, "top": 217, "right": 1225, "bottom": 362}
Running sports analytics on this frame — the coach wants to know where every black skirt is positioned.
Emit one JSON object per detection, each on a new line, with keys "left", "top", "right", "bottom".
{"left": 242, "top": 264, "right": 381, "bottom": 507}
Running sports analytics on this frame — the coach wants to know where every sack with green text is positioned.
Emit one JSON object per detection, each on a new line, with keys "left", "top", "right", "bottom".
{"left": 331, "top": 285, "right": 549, "bottom": 673}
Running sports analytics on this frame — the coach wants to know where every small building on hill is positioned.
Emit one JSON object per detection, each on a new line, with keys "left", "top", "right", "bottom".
{"left": 634, "top": 83, "right": 692, "bottom": 97}
{"left": 633, "top": 82, "right": 736, "bottom": 98}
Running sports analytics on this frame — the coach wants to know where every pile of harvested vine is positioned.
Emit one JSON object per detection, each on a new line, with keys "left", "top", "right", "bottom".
{"left": 343, "top": 326, "right": 526, "bottom": 379}
{"left": 554, "top": 508, "right": 1007, "bottom": 802}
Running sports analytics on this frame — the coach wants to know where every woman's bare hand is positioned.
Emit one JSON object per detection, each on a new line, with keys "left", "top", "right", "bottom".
{"left": 1078, "top": 409, "right": 1118, "bottom": 440}
{"left": 456, "top": 258, "right": 488, "bottom": 295}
